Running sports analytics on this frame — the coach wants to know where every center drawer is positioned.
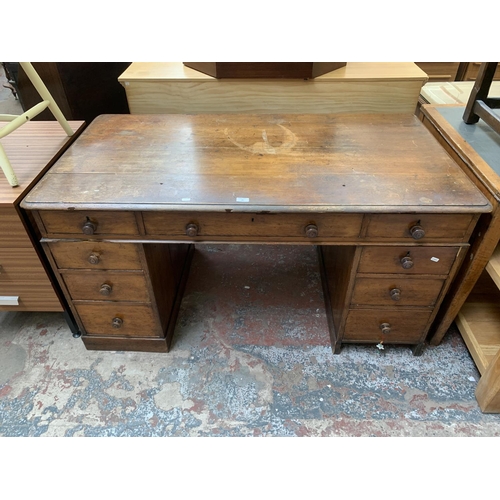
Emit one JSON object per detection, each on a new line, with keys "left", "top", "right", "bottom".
{"left": 142, "top": 212, "right": 363, "bottom": 241}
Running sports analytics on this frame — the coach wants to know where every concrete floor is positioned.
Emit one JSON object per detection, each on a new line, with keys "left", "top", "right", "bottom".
{"left": 2, "top": 65, "right": 500, "bottom": 436}
{"left": 2, "top": 244, "right": 500, "bottom": 436}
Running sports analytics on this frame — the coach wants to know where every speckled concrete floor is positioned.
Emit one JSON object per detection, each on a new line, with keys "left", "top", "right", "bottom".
{"left": 1, "top": 244, "right": 500, "bottom": 436}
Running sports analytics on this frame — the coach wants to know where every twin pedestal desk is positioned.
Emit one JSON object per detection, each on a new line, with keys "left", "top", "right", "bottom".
{"left": 21, "top": 113, "right": 491, "bottom": 355}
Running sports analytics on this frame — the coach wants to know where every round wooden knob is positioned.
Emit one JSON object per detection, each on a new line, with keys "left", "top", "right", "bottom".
{"left": 82, "top": 220, "right": 96, "bottom": 235}
{"left": 88, "top": 253, "right": 100, "bottom": 265}
{"left": 305, "top": 224, "right": 318, "bottom": 238}
{"left": 100, "top": 283, "right": 112, "bottom": 296}
{"left": 379, "top": 322, "right": 391, "bottom": 335}
{"left": 112, "top": 317, "right": 123, "bottom": 329}
{"left": 401, "top": 255, "right": 414, "bottom": 269}
{"left": 389, "top": 288, "right": 401, "bottom": 301}
{"left": 186, "top": 223, "right": 198, "bottom": 237}
{"left": 410, "top": 224, "right": 425, "bottom": 240}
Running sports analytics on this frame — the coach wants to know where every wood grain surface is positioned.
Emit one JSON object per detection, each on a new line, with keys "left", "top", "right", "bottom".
{"left": 0, "top": 121, "right": 85, "bottom": 205}
{"left": 22, "top": 113, "right": 490, "bottom": 214}
{"left": 119, "top": 62, "right": 428, "bottom": 82}
{"left": 118, "top": 63, "right": 427, "bottom": 115}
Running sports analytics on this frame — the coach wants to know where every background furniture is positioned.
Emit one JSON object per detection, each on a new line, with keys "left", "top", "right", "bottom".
{"left": 414, "top": 63, "right": 500, "bottom": 83}
{"left": 13, "top": 63, "right": 131, "bottom": 124}
{"left": 463, "top": 63, "right": 500, "bottom": 134}
{"left": 419, "top": 81, "right": 500, "bottom": 108}
{"left": 118, "top": 62, "right": 428, "bottom": 115}
{"left": 21, "top": 113, "right": 489, "bottom": 354}
{"left": 458, "top": 62, "right": 500, "bottom": 82}
{"left": 420, "top": 104, "right": 500, "bottom": 412}
{"left": 0, "top": 120, "right": 84, "bottom": 311}
{"left": 415, "top": 62, "right": 461, "bottom": 82}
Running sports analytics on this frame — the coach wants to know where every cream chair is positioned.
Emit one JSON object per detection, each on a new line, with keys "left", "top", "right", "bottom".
{"left": 0, "top": 62, "right": 74, "bottom": 187}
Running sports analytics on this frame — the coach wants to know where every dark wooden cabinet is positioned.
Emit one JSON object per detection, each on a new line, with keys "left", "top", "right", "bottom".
{"left": 15, "top": 62, "right": 131, "bottom": 124}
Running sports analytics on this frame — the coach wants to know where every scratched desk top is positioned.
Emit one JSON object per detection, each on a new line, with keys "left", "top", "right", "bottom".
{"left": 21, "top": 113, "right": 490, "bottom": 214}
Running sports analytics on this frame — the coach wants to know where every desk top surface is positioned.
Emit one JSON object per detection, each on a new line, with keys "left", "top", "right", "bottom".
{"left": 22, "top": 113, "right": 490, "bottom": 214}
{"left": 118, "top": 62, "right": 428, "bottom": 83}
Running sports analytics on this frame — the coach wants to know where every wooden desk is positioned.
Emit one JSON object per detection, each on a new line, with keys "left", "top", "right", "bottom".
{"left": 118, "top": 62, "right": 428, "bottom": 115}
{"left": 21, "top": 113, "right": 490, "bottom": 355}
{"left": 0, "top": 120, "right": 84, "bottom": 311}
{"left": 419, "top": 104, "right": 500, "bottom": 411}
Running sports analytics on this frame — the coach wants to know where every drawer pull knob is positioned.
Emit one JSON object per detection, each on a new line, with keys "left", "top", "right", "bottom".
{"left": 186, "top": 223, "right": 198, "bottom": 237}
{"left": 100, "top": 283, "right": 112, "bottom": 296}
{"left": 379, "top": 322, "right": 391, "bottom": 335}
{"left": 389, "top": 288, "right": 401, "bottom": 301}
{"left": 305, "top": 224, "right": 318, "bottom": 238}
{"left": 112, "top": 317, "right": 123, "bottom": 329}
{"left": 82, "top": 218, "right": 97, "bottom": 235}
{"left": 410, "top": 224, "right": 425, "bottom": 240}
{"left": 88, "top": 253, "right": 100, "bottom": 265}
{"left": 401, "top": 255, "right": 414, "bottom": 269}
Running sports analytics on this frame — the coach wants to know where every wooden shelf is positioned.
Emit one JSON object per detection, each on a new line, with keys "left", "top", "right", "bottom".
{"left": 455, "top": 270, "right": 500, "bottom": 375}
{"left": 486, "top": 244, "right": 500, "bottom": 289}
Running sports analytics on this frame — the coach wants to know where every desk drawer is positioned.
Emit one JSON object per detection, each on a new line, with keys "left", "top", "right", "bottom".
{"left": 143, "top": 212, "right": 363, "bottom": 240}
{"left": 0, "top": 282, "right": 61, "bottom": 311}
{"left": 39, "top": 210, "right": 139, "bottom": 236}
{"left": 75, "top": 303, "right": 160, "bottom": 337}
{"left": 365, "top": 214, "right": 475, "bottom": 241}
{"left": 48, "top": 241, "right": 143, "bottom": 270}
{"left": 357, "top": 246, "right": 460, "bottom": 275}
{"left": 62, "top": 271, "right": 149, "bottom": 302}
{"left": 351, "top": 277, "right": 445, "bottom": 307}
{"left": 343, "top": 309, "right": 432, "bottom": 343}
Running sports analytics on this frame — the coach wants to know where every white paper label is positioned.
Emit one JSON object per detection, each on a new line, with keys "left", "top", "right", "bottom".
{"left": 236, "top": 197, "right": 250, "bottom": 203}
{"left": 431, "top": 257, "right": 440, "bottom": 262}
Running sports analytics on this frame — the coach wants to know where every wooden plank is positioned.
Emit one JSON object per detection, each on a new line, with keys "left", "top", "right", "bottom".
{"left": 119, "top": 62, "right": 428, "bottom": 82}
{"left": 21, "top": 114, "right": 490, "bottom": 214}
{"left": 118, "top": 63, "right": 427, "bottom": 115}
{"left": 486, "top": 244, "right": 500, "bottom": 289}
{"left": 476, "top": 348, "right": 500, "bottom": 412}
{"left": 455, "top": 271, "right": 500, "bottom": 374}
{"left": 456, "top": 311, "right": 490, "bottom": 374}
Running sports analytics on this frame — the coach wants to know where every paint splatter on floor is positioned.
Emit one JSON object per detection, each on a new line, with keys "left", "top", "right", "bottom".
{"left": 1, "top": 245, "right": 499, "bottom": 436}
